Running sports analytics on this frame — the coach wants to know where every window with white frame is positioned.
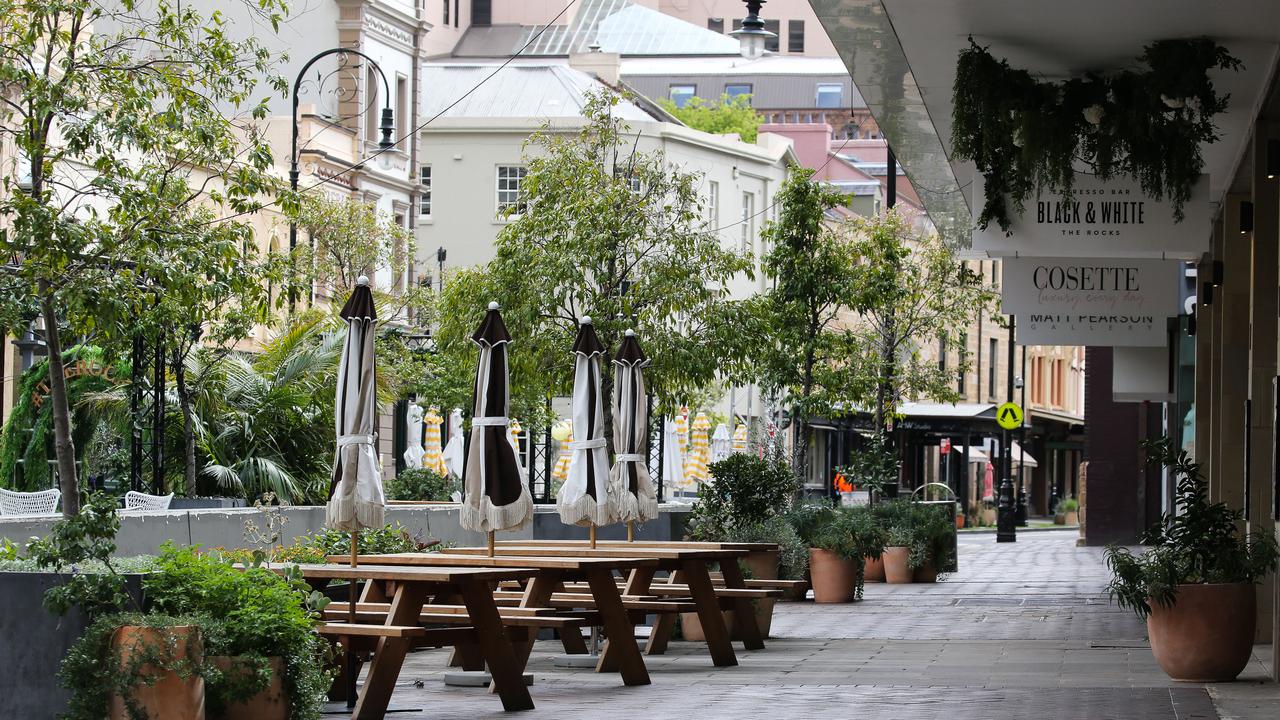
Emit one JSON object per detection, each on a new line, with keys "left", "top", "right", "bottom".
{"left": 669, "top": 84, "right": 696, "bottom": 108}
{"left": 816, "top": 83, "right": 843, "bottom": 109}
{"left": 419, "top": 165, "right": 432, "bottom": 217}
{"left": 496, "top": 165, "right": 527, "bottom": 217}
{"left": 740, "top": 192, "right": 755, "bottom": 253}
{"left": 707, "top": 180, "right": 719, "bottom": 227}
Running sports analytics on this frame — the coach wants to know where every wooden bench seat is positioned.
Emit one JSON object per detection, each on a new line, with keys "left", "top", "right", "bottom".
{"left": 317, "top": 623, "right": 427, "bottom": 638}
{"left": 560, "top": 582, "right": 783, "bottom": 600}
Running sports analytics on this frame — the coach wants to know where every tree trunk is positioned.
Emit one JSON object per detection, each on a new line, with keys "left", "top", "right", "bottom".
{"left": 39, "top": 293, "right": 79, "bottom": 517}
{"left": 174, "top": 348, "right": 198, "bottom": 497}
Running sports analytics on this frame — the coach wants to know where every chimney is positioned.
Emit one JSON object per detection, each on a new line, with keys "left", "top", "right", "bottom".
{"left": 569, "top": 42, "right": 621, "bottom": 86}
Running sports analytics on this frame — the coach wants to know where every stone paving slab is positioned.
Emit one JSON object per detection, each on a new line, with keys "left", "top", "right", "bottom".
{"left": 370, "top": 530, "right": 1276, "bottom": 719}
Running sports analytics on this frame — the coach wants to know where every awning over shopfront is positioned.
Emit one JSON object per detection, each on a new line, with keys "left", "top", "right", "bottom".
{"left": 809, "top": 0, "right": 1280, "bottom": 257}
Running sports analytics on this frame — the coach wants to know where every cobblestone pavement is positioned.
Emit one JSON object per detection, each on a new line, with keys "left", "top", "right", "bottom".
{"left": 372, "top": 530, "right": 1277, "bottom": 719}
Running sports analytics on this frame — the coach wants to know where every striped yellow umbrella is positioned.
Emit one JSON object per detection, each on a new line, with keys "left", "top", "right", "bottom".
{"left": 552, "top": 428, "right": 573, "bottom": 485}
{"left": 422, "top": 406, "right": 448, "bottom": 476}
{"left": 509, "top": 418, "right": 523, "bottom": 452}
{"left": 675, "top": 406, "right": 689, "bottom": 457}
{"left": 732, "top": 422, "right": 749, "bottom": 453}
{"left": 685, "top": 412, "right": 711, "bottom": 486}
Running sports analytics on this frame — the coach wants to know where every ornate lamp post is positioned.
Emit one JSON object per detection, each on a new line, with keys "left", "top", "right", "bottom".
{"left": 288, "top": 48, "right": 396, "bottom": 307}
{"left": 730, "top": 1, "right": 775, "bottom": 60}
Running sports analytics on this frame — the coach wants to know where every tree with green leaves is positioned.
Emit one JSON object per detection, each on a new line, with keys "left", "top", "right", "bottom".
{"left": 0, "top": 0, "right": 288, "bottom": 515}
{"left": 660, "top": 93, "right": 763, "bottom": 143}
{"left": 847, "top": 211, "right": 1000, "bottom": 434}
{"left": 432, "top": 91, "right": 751, "bottom": 442}
{"left": 741, "top": 169, "right": 869, "bottom": 479}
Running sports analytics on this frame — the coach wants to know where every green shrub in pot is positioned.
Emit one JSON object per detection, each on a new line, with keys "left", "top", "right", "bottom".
{"left": 384, "top": 467, "right": 457, "bottom": 501}
{"left": 730, "top": 516, "right": 809, "bottom": 580}
{"left": 809, "top": 506, "right": 888, "bottom": 600}
{"left": 688, "top": 453, "right": 800, "bottom": 539}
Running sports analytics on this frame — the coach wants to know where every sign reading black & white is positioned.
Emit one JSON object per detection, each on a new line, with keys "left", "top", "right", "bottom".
{"left": 972, "top": 174, "right": 1210, "bottom": 259}
{"left": 1002, "top": 257, "right": 1180, "bottom": 346}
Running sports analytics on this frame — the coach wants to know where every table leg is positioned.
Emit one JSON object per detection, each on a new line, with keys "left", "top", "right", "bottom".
{"left": 644, "top": 569, "right": 679, "bottom": 656}
{"left": 587, "top": 569, "right": 650, "bottom": 686}
{"left": 514, "top": 569, "right": 563, "bottom": 664}
{"left": 458, "top": 579, "right": 536, "bottom": 712}
{"left": 719, "top": 559, "right": 764, "bottom": 650}
{"left": 352, "top": 582, "right": 426, "bottom": 720}
{"left": 682, "top": 560, "right": 737, "bottom": 667}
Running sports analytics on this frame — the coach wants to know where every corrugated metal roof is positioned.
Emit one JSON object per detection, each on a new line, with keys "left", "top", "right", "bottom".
{"left": 421, "top": 63, "right": 656, "bottom": 121}
{"left": 454, "top": 0, "right": 739, "bottom": 57}
{"left": 621, "top": 55, "right": 853, "bottom": 76}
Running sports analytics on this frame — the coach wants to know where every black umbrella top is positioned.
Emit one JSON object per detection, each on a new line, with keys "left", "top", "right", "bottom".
{"left": 571, "top": 316, "right": 606, "bottom": 357}
{"left": 339, "top": 276, "right": 377, "bottom": 321}
{"left": 614, "top": 328, "right": 648, "bottom": 367}
{"left": 471, "top": 301, "right": 511, "bottom": 346}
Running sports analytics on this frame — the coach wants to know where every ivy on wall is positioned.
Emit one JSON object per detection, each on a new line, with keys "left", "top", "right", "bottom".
{"left": 0, "top": 347, "right": 124, "bottom": 491}
{"left": 951, "top": 37, "right": 1240, "bottom": 233}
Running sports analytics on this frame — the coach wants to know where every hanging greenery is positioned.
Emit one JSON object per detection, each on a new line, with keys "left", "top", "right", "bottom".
{"left": 952, "top": 37, "right": 1241, "bottom": 233}
{"left": 0, "top": 347, "right": 126, "bottom": 491}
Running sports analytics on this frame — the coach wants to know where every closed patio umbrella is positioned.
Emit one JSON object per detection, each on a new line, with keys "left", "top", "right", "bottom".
{"left": 610, "top": 329, "right": 658, "bottom": 537}
{"left": 711, "top": 423, "right": 731, "bottom": 463}
{"left": 442, "top": 408, "right": 464, "bottom": 478}
{"left": 552, "top": 425, "right": 573, "bottom": 488}
{"left": 326, "top": 276, "right": 384, "bottom": 533}
{"left": 323, "top": 276, "right": 384, "bottom": 709}
{"left": 685, "top": 412, "right": 712, "bottom": 488}
{"left": 422, "top": 406, "right": 448, "bottom": 476}
{"left": 403, "top": 403, "right": 425, "bottom": 469}
{"left": 557, "top": 317, "right": 618, "bottom": 534}
{"left": 732, "top": 422, "right": 749, "bottom": 453}
{"left": 662, "top": 418, "right": 687, "bottom": 497}
{"left": 460, "top": 302, "right": 533, "bottom": 551}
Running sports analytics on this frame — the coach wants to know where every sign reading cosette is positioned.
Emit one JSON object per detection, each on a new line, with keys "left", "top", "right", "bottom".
{"left": 972, "top": 174, "right": 1210, "bottom": 259}
{"left": 1002, "top": 257, "right": 1180, "bottom": 347}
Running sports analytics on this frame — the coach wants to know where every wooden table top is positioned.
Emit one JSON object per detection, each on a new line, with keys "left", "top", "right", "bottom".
{"left": 500, "top": 540, "right": 780, "bottom": 552}
{"left": 441, "top": 545, "right": 748, "bottom": 561}
{"left": 264, "top": 563, "right": 540, "bottom": 583}
{"left": 343, "top": 553, "right": 661, "bottom": 571}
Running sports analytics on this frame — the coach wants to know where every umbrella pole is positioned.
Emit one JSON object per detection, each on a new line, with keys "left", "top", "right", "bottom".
{"left": 488, "top": 530, "right": 495, "bottom": 557}
{"left": 346, "top": 529, "right": 358, "bottom": 709}
{"left": 627, "top": 521, "right": 634, "bottom": 542}
{"left": 589, "top": 523, "right": 597, "bottom": 549}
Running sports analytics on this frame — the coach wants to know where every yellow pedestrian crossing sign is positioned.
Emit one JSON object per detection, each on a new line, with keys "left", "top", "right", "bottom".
{"left": 997, "top": 402, "right": 1023, "bottom": 430}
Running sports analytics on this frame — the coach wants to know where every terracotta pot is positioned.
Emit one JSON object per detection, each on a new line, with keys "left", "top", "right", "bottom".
{"left": 1064, "top": 511, "right": 1079, "bottom": 526}
{"left": 864, "top": 554, "right": 886, "bottom": 583}
{"left": 808, "top": 548, "right": 859, "bottom": 603}
{"left": 882, "top": 546, "right": 913, "bottom": 584}
{"left": 209, "top": 656, "right": 287, "bottom": 720}
{"left": 110, "top": 625, "right": 205, "bottom": 720}
{"left": 1147, "top": 583, "right": 1256, "bottom": 682}
{"left": 743, "top": 549, "right": 778, "bottom": 636}
{"left": 912, "top": 560, "right": 938, "bottom": 583}
{"left": 1053, "top": 514, "right": 1066, "bottom": 525}
{"left": 955, "top": 514, "right": 966, "bottom": 529}
{"left": 981, "top": 508, "right": 996, "bottom": 526}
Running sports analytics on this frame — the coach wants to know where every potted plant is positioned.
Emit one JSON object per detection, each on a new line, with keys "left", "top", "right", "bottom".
{"left": 1105, "top": 439, "right": 1279, "bottom": 682}
{"left": 807, "top": 506, "right": 887, "bottom": 603}
{"left": 685, "top": 451, "right": 802, "bottom": 637}
{"left": 1055, "top": 497, "right": 1080, "bottom": 526}
{"left": 384, "top": 467, "right": 458, "bottom": 502}
{"left": 906, "top": 502, "right": 957, "bottom": 583}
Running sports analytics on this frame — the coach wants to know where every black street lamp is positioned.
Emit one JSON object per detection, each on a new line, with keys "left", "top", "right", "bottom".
{"left": 435, "top": 246, "right": 447, "bottom": 292}
{"left": 997, "top": 316, "right": 1018, "bottom": 543}
{"left": 288, "top": 48, "right": 396, "bottom": 307}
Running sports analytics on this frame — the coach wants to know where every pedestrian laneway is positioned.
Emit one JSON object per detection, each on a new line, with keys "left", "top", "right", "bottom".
{"left": 390, "top": 530, "right": 1276, "bottom": 718}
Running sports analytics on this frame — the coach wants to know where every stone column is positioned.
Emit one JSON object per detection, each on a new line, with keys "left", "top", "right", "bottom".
{"left": 1207, "top": 219, "right": 1225, "bottom": 491}
{"left": 1250, "top": 131, "right": 1278, "bottom": 643}
{"left": 1214, "top": 194, "right": 1250, "bottom": 512}
{"left": 1194, "top": 250, "right": 1215, "bottom": 475}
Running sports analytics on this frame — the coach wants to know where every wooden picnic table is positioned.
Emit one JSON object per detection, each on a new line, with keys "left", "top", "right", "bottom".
{"left": 280, "top": 563, "right": 539, "bottom": 719}
{"left": 441, "top": 545, "right": 763, "bottom": 667}
{"left": 351, "top": 552, "right": 659, "bottom": 686}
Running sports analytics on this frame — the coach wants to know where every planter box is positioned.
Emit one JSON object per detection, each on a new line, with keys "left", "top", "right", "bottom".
{"left": 171, "top": 497, "right": 247, "bottom": 510}
{"left": 0, "top": 572, "right": 146, "bottom": 720}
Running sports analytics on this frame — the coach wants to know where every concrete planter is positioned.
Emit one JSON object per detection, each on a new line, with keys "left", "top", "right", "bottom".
{"left": 0, "top": 572, "right": 146, "bottom": 720}
{"left": 171, "top": 498, "right": 247, "bottom": 510}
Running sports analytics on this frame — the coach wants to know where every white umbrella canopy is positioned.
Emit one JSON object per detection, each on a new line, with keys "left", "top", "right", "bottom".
{"left": 325, "top": 277, "right": 385, "bottom": 532}
{"left": 711, "top": 423, "right": 731, "bottom": 463}
{"left": 610, "top": 329, "right": 658, "bottom": 525}
{"left": 460, "top": 302, "right": 533, "bottom": 533}
{"left": 442, "top": 408, "right": 465, "bottom": 478}
{"left": 403, "top": 403, "right": 425, "bottom": 469}
{"left": 662, "top": 418, "right": 687, "bottom": 494}
{"left": 557, "top": 317, "right": 618, "bottom": 527}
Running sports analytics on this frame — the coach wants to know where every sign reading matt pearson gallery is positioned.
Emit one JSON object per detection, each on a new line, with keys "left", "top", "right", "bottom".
{"left": 971, "top": 174, "right": 1210, "bottom": 259}
{"left": 1001, "top": 257, "right": 1180, "bottom": 346}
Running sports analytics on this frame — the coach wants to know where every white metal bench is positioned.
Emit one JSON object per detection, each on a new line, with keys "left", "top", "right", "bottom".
{"left": 0, "top": 488, "right": 61, "bottom": 516}
{"left": 123, "top": 491, "right": 174, "bottom": 511}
